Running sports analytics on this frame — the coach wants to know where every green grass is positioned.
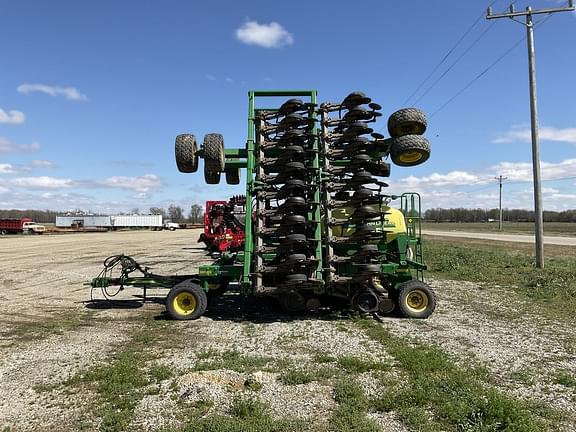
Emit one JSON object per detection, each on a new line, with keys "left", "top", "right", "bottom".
{"left": 175, "top": 396, "right": 307, "bottom": 432}
{"left": 337, "top": 356, "right": 389, "bottom": 374}
{"left": 423, "top": 239, "right": 576, "bottom": 319}
{"left": 1, "top": 311, "right": 93, "bottom": 347}
{"left": 279, "top": 368, "right": 315, "bottom": 385}
{"left": 423, "top": 221, "right": 576, "bottom": 237}
{"left": 358, "top": 319, "right": 562, "bottom": 432}
{"left": 552, "top": 371, "right": 576, "bottom": 389}
{"left": 63, "top": 324, "right": 175, "bottom": 432}
{"left": 328, "top": 379, "right": 379, "bottom": 432}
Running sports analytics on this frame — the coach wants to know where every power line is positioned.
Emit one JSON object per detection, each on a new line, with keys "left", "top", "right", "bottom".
{"left": 412, "top": 21, "right": 496, "bottom": 106}
{"left": 402, "top": 0, "right": 501, "bottom": 107}
{"left": 429, "top": 12, "right": 554, "bottom": 119}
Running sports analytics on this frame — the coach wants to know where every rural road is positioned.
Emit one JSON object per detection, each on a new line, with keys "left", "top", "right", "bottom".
{"left": 422, "top": 230, "right": 576, "bottom": 246}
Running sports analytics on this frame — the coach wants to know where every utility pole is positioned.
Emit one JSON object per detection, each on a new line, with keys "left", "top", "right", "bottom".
{"left": 495, "top": 175, "right": 508, "bottom": 231}
{"left": 486, "top": 1, "right": 575, "bottom": 269}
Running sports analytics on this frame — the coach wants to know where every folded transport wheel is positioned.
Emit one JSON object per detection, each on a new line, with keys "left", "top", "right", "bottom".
{"left": 387, "top": 108, "right": 427, "bottom": 138}
{"left": 166, "top": 281, "right": 208, "bottom": 320}
{"left": 390, "top": 135, "right": 431, "bottom": 167}
{"left": 175, "top": 134, "right": 199, "bottom": 173}
{"left": 225, "top": 167, "right": 240, "bottom": 185}
{"left": 397, "top": 280, "right": 436, "bottom": 319}
{"left": 204, "top": 133, "right": 225, "bottom": 184}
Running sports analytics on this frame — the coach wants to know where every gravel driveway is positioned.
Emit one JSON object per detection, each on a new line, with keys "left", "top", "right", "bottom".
{"left": 1, "top": 230, "right": 574, "bottom": 431}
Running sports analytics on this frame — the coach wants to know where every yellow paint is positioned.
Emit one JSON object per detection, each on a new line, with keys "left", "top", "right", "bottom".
{"left": 404, "top": 289, "right": 429, "bottom": 312}
{"left": 172, "top": 291, "right": 197, "bottom": 316}
{"left": 399, "top": 151, "right": 423, "bottom": 164}
{"left": 331, "top": 205, "right": 406, "bottom": 242}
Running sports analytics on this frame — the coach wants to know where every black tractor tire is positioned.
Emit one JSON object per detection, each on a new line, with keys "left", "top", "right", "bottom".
{"left": 279, "top": 290, "right": 306, "bottom": 313}
{"left": 204, "top": 169, "right": 221, "bottom": 184}
{"left": 397, "top": 280, "right": 436, "bottom": 319}
{"left": 166, "top": 281, "right": 208, "bottom": 320}
{"left": 387, "top": 108, "right": 427, "bottom": 138}
{"left": 390, "top": 135, "right": 431, "bottom": 167}
{"left": 203, "top": 133, "right": 225, "bottom": 184}
{"left": 368, "top": 162, "right": 391, "bottom": 178}
{"left": 175, "top": 134, "right": 199, "bottom": 173}
{"left": 225, "top": 167, "right": 240, "bottom": 185}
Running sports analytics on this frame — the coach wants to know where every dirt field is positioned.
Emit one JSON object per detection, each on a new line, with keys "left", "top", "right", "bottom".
{"left": 1, "top": 230, "right": 575, "bottom": 431}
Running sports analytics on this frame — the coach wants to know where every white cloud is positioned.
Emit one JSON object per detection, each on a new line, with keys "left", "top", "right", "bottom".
{"left": 397, "top": 171, "right": 486, "bottom": 189}
{"left": 491, "top": 159, "right": 576, "bottom": 182}
{"left": 0, "top": 137, "right": 40, "bottom": 154}
{"left": 235, "top": 21, "right": 293, "bottom": 48}
{"left": 8, "top": 176, "right": 75, "bottom": 189}
{"left": 493, "top": 125, "right": 576, "bottom": 144}
{"left": 205, "top": 74, "right": 216, "bottom": 81}
{"left": 0, "top": 164, "right": 17, "bottom": 174}
{"left": 0, "top": 160, "right": 57, "bottom": 175}
{"left": 0, "top": 109, "right": 25, "bottom": 124}
{"left": 225, "top": 77, "right": 234, "bottom": 84}
{"left": 388, "top": 158, "right": 576, "bottom": 211}
{"left": 17, "top": 83, "right": 88, "bottom": 101}
{"left": 30, "top": 160, "right": 56, "bottom": 168}
{"left": 97, "top": 174, "right": 162, "bottom": 192}
{"left": 0, "top": 186, "right": 9, "bottom": 194}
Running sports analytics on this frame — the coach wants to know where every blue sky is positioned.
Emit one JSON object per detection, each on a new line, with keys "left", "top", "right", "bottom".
{"left": 1, "top": 0, "right": 575, "bottom": 214}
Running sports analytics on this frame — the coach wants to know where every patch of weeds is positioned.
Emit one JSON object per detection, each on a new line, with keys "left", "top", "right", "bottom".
{"left": 2, "top": 311, "right": 93, "bottom": 345}
{"left": 64, "top": 325, "right": 172, "bottom": 432}
{"left": 32, "top": 382, "right": 60, "bottom": 393}
{"left": 242, "top": 322, "right": 258, "bottom": 338}
{"left": 329, "top": 379, "right": 379, "bottom": 432}
{"left": 279, "top": 368, "right": 314, "bottom": 385}
{"left": 180, "top": 396, "right": 308, "bottom": 432}
{"left": 231, "top": 396, "right": 269, "bottom": 419}
{"left": 193, "top": 350, "right": 276, "bottom": 373}
{"left": 337, "top": 355, "right": 389, "bottom": 374}
{"left": 552, "top": 370, "right": 576, "bottom": 388}
{"left": 335, "top": 322, "right": 351, "bottom": 333}
{"left": 359, "top": 319, "right": 560, "bottom": 432}
{"left": 195, "top": 349, "right": 218, "bottom": 360}
{"left": 510, "top": 369, "right": 536, "bottom": 386}
{"left": 177, "top": 399, "right": 214, "bottom": 422}
{"left": 243, "top": 376, "right": 264, "bottom": 392}
{"left": 313, "top": 352, "right": 336, "bottom": 363}
{"left": 149, "top": 363, "right": 173, "bottom": 382}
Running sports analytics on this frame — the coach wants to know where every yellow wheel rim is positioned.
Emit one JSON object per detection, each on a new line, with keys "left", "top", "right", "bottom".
{"left": 405, "top": 289, "right": 429, "bottom": 312}
{"left": 399, "top": 151, "right": 423, "bottom": 164}
{"left": 173, "top": 292, "right": 197, "bottom": 316}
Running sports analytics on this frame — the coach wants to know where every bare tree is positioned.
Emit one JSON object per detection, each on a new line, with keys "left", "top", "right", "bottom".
{"left": 167, "top": 204, "right": 185, "bottom": 223}
{"left": 188, "top": 204, "right": 203, "bottom": 224}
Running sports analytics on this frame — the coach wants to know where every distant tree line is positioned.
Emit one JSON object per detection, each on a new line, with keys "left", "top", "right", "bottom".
{"left": 424, "top": 208, "right": 576, "bottom": 223}
{"left": 0, "top": 203, "right": 205, "bottom": 224}
{"left": 147, "top": 203, "right": 204, "bottom": 224}
{"left": 0, "top": 209, "right": 60, "bottom": 223}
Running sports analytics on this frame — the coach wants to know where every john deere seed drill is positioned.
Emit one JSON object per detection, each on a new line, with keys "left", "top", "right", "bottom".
{"left": 167, "top": 90, "right": 436, "bottom": 320}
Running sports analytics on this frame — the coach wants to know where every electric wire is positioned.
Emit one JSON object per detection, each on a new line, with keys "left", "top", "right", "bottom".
{"left": 452, "top": 174, "right": 576, "bottom": 198}
{"left": 403, "top": 0, "right": 501, "bottom": 107}
{"left": 429, "top": 12, "right": 554, "bottom": 118}
{"left": 412, "top": 21, "right": 496, "bottom": 106}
